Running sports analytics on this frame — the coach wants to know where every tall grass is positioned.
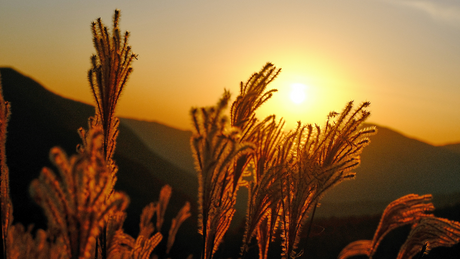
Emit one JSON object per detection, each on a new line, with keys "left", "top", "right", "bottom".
{"left": 0, "top": 10, "right": 189, "bottom": 259}
{"left": 190, "top": 62, "right": 377, "bottom": 259}
{"left": 339, "top": 194, "right": 460, "bottom": 259}
{"left": 0, "top": 8, "right": 459, "bottom": 259}
{"left": 0, "top": 73, "right": 12, "bottom": 259}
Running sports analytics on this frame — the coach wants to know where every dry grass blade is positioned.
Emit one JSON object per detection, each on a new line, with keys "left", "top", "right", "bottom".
{"left": 227, "top": 64, "right": 283, "bottom": 258}
{"left": 86, "top": 10, "right": 137, "bottom": 258}
{"left": 6, "top": 224, "right": 69, "bottom": 259}
{"left": 242, "top": 166, "right": 284, "bottom": 257}
{"left": 130, "top": 233, "right": 163, "bottom": 259}
{"left": 230, "top": 63, "right": 281, "bottom": 191}
{"left": 166, "top": 202, "right": 192, "bottom": 254}
{"left": 255, "top": 209, "right": 278, "bottom": 259}
{"left": 29, "top": 127, "right": 130, "bottom": 259}
{"left": 339, "top": 194, "right": 436, "bottom": 259}
{"left": 191, "top": 91, "right": 254, "bottom": 259}
{"left": 156, "top": 185, "right": 172, "bottom": 232}
{"left": 230, "top": 62, "right": 280, "bottom": 133}
{"left": 397, "top": 217, "right": 460, "bottom": 259}
{"left": 0, "top": 73, "right": 12, "bottom": 259}
{"left": 139, "top": 202, "right": 156, "bottom": 239}
{"left": 108, "top": 231, "right": 162, "bottom": 259}
{"left": 108, "top": 230, "right": 135, "bottom": 257}
{"left": 278, "top": 102, "right": 375, "bottom": 258}
{"left": 241, "top": 118, "right": 286, "bottom": 257}
{"left": 337, "top": 240, "right": 372, "bottom": 259}
{"left": 369, "top": 194, "right": 434, "bottom": 257}
{"left": 138, "top": 185, "right": 174, "bottom": 239}
{"left": 106, "top": 212, "right": 127, "bottom": 251}
{"left": 88, "top": 9, "right": 136, "bottom": 161}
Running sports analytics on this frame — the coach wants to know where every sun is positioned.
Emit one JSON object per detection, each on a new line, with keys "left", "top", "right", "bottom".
{"left": 290, "top": 83, "right": 307, "bottom": 104}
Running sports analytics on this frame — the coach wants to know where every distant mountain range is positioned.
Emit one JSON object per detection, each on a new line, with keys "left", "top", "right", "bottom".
{"left": 0, "top": 67, "right": 202, "bottom": 256}
{"left": 1, "top": 67, "right": 460, "bottom": 227}
{"left": 121, "top": 107, "right": 460, "bottom": 216}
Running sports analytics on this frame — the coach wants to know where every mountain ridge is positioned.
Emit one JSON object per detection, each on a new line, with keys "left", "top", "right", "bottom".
{"left": 2, "top": 66, "right": 460, "bottom": 221}
{"left": 0, "top": 67, "right": 200, "bottom": 254}
{"left": 120, "top": 97, "right": 460, "bottom": 209}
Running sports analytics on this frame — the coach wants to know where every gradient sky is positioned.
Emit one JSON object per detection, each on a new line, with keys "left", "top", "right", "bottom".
{"left": 1, "top": 0, "right": 459, "bottom": 145}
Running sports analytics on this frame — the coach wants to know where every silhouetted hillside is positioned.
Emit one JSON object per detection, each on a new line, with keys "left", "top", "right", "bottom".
{"left": 2, "top": 67, "right": 460, "bottom": 258}
{"left": 324, "top": 124, "right": 460, "bottom": 204}
{"left": 123, "top": 109, "right": 460, "bottom": 217}
{"left": 120, "top": 118, "right": 195, "bottom": 175}
{"left": 0, "top": 67, "right": 200, "bottom": 256}
{"left": 442, "top": 143, "right": 460, "bottom": 156}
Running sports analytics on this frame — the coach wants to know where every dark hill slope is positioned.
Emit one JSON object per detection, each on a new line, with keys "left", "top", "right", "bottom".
{"left": 324, "top": 124, "right": 460, "bottom": 203}
{"left": 120, "top": 117, "right": 195, "bottom": 175}
{"left": 442, "top": 143, "right": 460, "bottom": 156}
{"left": 122, "top": 111, "right": 460, "bottom": 212}
{"left": 0, "top": 67, "right": 199, "bottom": 248}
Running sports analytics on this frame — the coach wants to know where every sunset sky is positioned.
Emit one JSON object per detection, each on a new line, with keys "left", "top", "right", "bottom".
{"left": 1, "top": 0, "right": 459, "bottom": 145}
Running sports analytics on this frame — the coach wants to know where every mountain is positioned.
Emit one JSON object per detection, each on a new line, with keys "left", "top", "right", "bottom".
{"left": 122, "top": 108, "right": 460, "bottom": 216}
{"left": 120, "top": 118, "right": 195, "bottom": 175}
{"left": 323, "top": 124, "right": 460, "bottom": 204}
{"left": 2, "top": 66, "right": 460, "bottom": 220}
{"left": 441, "top": 143, "right": 460, "bottom": 156}
{"left": 0, "top": 67, "right": 200, "bottom": 256}
{"left": 2, "top": 67, "right": 460, "bottom": 258}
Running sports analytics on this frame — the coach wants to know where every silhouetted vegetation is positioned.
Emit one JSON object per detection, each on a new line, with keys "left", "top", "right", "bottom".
{"left": 0, "top": 9, "right": 459, "bottom": 259}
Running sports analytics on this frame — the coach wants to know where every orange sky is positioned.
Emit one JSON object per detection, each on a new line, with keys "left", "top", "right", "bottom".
{"left": 1, "top": 0, "right": 459, "bottom": 145}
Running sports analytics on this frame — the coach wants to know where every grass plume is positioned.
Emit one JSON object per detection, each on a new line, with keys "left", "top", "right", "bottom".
{"left": 88, "top": 9, "right": 136, "bottom": 162}
{"left": 278, "top": 101, "right": 375, "bottom": 258}
{"left": 397, "top": 216, "right": 460, "bottom": 259}
{"left": 2, "top": 7, "right": 460, "bottom": 259}
{"left": 191, "top": 91, "right": 254, "bottom": 259}
{"left": 0, "top": 73, "right": 11, "bottom": 259}
{"left": 338, "top": 194, "right": 459, "bottom": 259}
{"left": 29, "top": 127, "right": 130, "bottom": 259}
{"left": 241, "top": 117, "right": 286, "bottom": 259}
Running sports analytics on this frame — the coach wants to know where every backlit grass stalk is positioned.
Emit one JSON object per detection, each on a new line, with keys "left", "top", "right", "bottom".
{"left": 191, "top": 91, "right": 254, "bottom": 259}
{"left": 29, "top": 127, "right": 130, "bottom": 259}
{"left": 280, "top": 101, "right": 375, "bottom": 259}
{"left": 338, "top": 194, "right": 436, "bottom": 259}
{"left": 230, "top": 63, "right": 281, "bottom": 191}
{"left": 167, "top": 202, "right": 192, "bottom": 255}
{"left": 241, "top": 117, "right": 286, "bottom": 259}
{"left": 155, "top": 184, "right": 172, "bottom": 232}
{"left": 88, "top": 9, "right": 136, "bottom": 163}
{"left": 340, "top": 194, "right": 460, "bottom": 259}
{"left": 87, "top": 10, "right": 136, "bottom": 257}
{"left": 397, "top": 216, "right": 460, "bottom": 259}
{"left": 227, "top": 63, "right": 285, "bottom": 259}
{"left": 0, "top": 73, "right": 11, "bottom": 259}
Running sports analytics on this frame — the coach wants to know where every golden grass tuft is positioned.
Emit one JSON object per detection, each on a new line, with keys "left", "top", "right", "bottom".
{"left": 88, "top": 9, "right": 136, "bottom": 163}
{"left": 191, "top": 90, "right": 254, "bottom": 259}
{"left": 338, "top": 194, "right": 460, "bottom": 259}
{"left": 2, "top": 7, "right": 460, "bottom": 259}
{"left": 397, "top": 216, "right": 460, "bottom": 259}
{"left": 0, "top": 73, "right": 11, "bottom": 259}
{"left": 191, "top": 63, "right": 376, "bottom": 259}
{"left": 29, "top": 127, "right": 130, "bottom": 259}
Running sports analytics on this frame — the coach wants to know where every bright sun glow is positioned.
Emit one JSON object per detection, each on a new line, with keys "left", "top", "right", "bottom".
{"left": 290, "top": 83, "right": 307, "bottom": 104}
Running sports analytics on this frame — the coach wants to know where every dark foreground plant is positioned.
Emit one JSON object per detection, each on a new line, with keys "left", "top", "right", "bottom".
{"left": 191, "top": 63, "right": 376, "bottom": 259}
{"left": 30, "top": 127, "right": 130, "bottom": 258}
{"left": 1, "top": 7, "right": 458, "bottom": 259}
{"left": 339, "top": 194, "right": 460, "bottom": 259}
{"left": 0, "top": 73, "right": 11, "bottom": 259}
{"left": 0, "top": 10, "right": 190, "bottom": 259}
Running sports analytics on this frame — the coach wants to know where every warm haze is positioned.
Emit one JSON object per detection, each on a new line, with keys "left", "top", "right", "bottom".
{"left": 1, "top": 0, "right": 459, "bottom": 145}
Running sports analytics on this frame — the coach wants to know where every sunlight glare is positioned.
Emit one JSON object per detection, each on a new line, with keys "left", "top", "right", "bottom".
{"left": 290, "top": 83, "right": 307, "bottom": 104}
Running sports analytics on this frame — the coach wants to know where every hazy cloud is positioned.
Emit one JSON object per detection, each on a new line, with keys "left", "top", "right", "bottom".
{"left": 383, "top": 0, "right": 460, "bottom": 26}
